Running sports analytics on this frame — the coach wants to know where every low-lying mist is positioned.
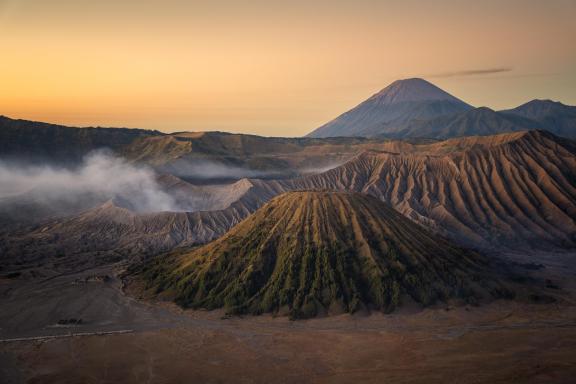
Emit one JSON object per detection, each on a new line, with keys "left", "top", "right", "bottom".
{"left": 161, "top": 158, "right": 344, "bottom": 181}
{"left": 161, "top": 159, "right": 290, "bottom": 180}
{"left": 0, "top": 152, "right": 347, "bottom": 229}
{"left": 0, "top": 151, "right": 178, "bottom": 214}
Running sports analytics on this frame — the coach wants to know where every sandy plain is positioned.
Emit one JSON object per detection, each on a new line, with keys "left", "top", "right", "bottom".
{"left": 1, "top": 250, "right": 575, "bottom": 384}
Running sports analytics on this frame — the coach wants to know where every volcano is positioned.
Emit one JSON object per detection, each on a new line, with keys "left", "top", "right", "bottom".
{"left": 141, "top": 191, "right": 512, "bottom": 318}
{"left": 307, "top": 78, "right": 472, "bottom": 138}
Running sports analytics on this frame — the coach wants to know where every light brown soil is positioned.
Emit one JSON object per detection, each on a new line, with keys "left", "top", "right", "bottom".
{"left": 1, "top": 250, "right": 575, "bottom": 384}
{"left": 2, "top": 303, "right": 576, "bottom": 384}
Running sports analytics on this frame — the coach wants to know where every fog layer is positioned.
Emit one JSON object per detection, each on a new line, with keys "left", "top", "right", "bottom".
{"left": 0, "top": 151, "right": 177, "bottom": 212}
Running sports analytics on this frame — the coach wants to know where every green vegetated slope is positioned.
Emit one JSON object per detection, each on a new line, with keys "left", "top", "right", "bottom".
{"left": 141, "top": 191, "right": 512, "bottom": 318}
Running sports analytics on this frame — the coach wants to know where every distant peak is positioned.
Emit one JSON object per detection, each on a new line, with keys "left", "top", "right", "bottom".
{"left": 532, "top": 99, "right": 560, "bottom": 103}
{"left": 472, "top": 106, "right": 497, "bottom": 114}
{"left": 506, "top": 99, "right": 573, "bottom": 116}
{"left": 233, "top": 178, "right": 254, "bottom": 188}
{"left": 524, "top": 99, "right": 565, "bottom": 107}
{"left": 367, "top": 78, "right": 469, "bottom": 106}
{"left": 390, "top": 77, "right": 431, "bottom": 85}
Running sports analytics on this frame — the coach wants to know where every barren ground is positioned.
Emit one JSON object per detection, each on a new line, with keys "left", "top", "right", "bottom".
{"left": 1, "top": 250, "right": 575, "bottom": 384}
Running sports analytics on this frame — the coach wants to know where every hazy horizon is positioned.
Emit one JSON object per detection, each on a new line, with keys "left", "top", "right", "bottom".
{"left": 1, "top": 0, "right": 575, "bottom": 137}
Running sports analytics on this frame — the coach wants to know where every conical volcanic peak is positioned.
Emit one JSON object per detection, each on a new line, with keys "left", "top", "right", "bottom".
{"left": 307, "top": 78, "right": 472, "bottom": 138}
{"left": 367, "top": 78, "right": 470, "bottom": 106}
{"left": 141, "top": 191, "right": 512, "bottom": 318}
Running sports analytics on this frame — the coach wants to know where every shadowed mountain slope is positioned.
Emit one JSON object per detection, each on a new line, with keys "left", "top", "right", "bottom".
{"left": 307, "top": 78, "right": 472, "bottom": 138}
{"left": 0, "top": 115, "right": 160, "bottom": 164}
{"left": 391, "top": 107, "right": 543, "bottom": 139}
{"left": 502, "top": 100, "right": 576, "bottom": 138}
{"left": 140, "top": 192, "right": 512, "bottom": 318}
{"left": 0, "top": 114, "right": 400, "bottom": 180}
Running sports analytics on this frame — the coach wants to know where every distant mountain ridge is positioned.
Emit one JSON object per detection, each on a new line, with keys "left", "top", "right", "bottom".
{"left": 0, "top": 115, "right": 162, "bottom": 164}
{"left": 391, "top": 106, "right": 543, "bottom": 139}
{"left": 2, "top": 97, "right": 574, "bottom": 172}
{"left": 306, "top": 79, "right": 575, "bottom": 139}
{"left": 0, "top": 114, "right": 392, "bottom": 179}
{"left": 502, "top": 99, "right": 576, "bottom": 138}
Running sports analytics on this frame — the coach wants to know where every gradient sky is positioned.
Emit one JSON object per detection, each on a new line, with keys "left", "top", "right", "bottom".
{"left": 1, "top": 0, "right": 575, "bottom": 136}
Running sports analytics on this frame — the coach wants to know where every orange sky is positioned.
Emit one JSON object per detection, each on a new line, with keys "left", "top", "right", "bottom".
{"left": 1, "top": 0, "right": 575, "bottom": 136}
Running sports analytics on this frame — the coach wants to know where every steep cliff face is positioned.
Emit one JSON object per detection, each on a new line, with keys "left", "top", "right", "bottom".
{"left": 140, "top": 192, "right": 511, "bottom": 318}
